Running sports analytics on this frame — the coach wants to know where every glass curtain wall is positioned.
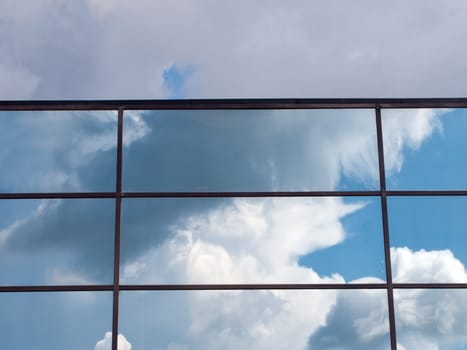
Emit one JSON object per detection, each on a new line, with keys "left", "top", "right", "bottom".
{"left": 1, "top": 100, "right": 467, "bottom": 350}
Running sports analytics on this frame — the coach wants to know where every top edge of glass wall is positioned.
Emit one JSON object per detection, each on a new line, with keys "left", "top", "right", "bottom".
{"left": 1, "top": 98, "right": 467, "bottom": 111}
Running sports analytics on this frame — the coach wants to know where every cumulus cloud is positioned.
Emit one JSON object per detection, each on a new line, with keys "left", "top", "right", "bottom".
{"left": 392, "top": 246, "right": 467, "bottom": 283}
{"left": 122, "top": 197, "right": 362, "bottom": 284}
{"left": 308, "top": 248, "right": 467, "bottom": 350}
{"left": 395, "top": 287, "right": 467, "bottom": 350}
{"left": 308, "top": 281, "right": 390, "bottom": 350}
{"left": 120, "top": 239, "right": 467, "bottom": 349}
{"left": 120, "top": 288, "right": 338, "bottom": 350}
{"left": 95, "top": 332, "right": 132, "bottom": 350}
{"left": 118, "top": 195, "right": 373, "bottom": 350}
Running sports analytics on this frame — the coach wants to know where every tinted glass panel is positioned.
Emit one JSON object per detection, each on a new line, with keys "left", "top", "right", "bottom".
{"left": 120, "top": 290, "right": 390, "bottom": 350}
{"left": 0, "top": 199, "right": 115, "bottom": 285}
{"left": 383, "top": 108, "right": 467, "bottom": 190}
{"left": 0, "top": 111, "right": 117, "bottom": 193}
{"left": 120, "top": 197, "right": 385, "bottom": 284}
{"left": 0, "top": 292, "right": 112, "bottom": 350}
{"left": 122, "top": 109, "right": 378, "bottom": 192}
{"left": 395, "top": 289, "right": 467, "bottom": 349}
{"left": 388, "top": 197, "right": 467, "bottom": 283}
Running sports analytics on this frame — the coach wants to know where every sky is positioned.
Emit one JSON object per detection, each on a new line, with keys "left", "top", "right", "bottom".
{"left": 2, "top": 1, "right": 467, "bottom": 349}
{"left": 1, "top": 0, "right": 467, "bottom": 99}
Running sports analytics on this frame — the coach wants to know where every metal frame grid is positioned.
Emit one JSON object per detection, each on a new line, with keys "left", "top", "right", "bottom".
{"left": 1, "top": 98, "right": 467, "bottom": 350}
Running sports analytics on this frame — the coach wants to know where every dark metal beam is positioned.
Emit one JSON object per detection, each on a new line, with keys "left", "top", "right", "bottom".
{"left": 0, "top": 98, "right": 467, "bottom": 111}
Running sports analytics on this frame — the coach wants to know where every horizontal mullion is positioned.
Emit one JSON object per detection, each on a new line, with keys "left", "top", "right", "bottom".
{"left": 0, "top": 192, "right": 117, "bottom": 199}
{"left": 393, "top": 283, "right": 467, "bottom": 289}
{"left": 121, "top": 191, "right": 380, "bottom": 198}
{"left": 4, "top": 283, "right": 467, "bottom": 292}
{"left": 4, "top": 190, "right": 467, "bottom": 200}
{"left": 386, "top": 190, "right": 467, "bottom": 196}
{"left": 120, "top": 283, "right": 388, "bottom": 290}
{"left": 0, "top": 285, "right": 113, "bottom": 292}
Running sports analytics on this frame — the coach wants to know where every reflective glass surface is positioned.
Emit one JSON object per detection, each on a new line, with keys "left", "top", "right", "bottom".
{"left": 4, "top": 101, "right": 467, "bottom": 350}
{"left": 120, "top": 197, "right": 385, "bottom": 284}
{"left": 395, "top": 289, "right": 467, "bottom": 349}
{"left": 122, "top": 109, "right": 378, "bottom": 192}
{"left": 120, "top": 290, "right": 390, "bottom": 350}
{"left": 0, "top": 199, "right": 115, "bottom": 285}
{"left": 0, "top": 111, "right": 118, "bottom": 193}
{"left": 388, "top": 197, "right": 467, "bottom": 283}
{"left": 383, "top": 108, "right": 467, "bottom": 190}
{"left": 0, "top": 292, "right": 112, "bottom": 350}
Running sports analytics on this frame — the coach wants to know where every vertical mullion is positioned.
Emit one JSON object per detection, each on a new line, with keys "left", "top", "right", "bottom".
{"left": 375, "top": 106, "right": 397, "bottom": 350}
{"left": 112, "top": 108, "right": 124, "bottom": 350}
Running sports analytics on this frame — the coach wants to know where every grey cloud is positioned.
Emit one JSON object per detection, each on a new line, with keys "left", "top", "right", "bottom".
{"left": 1, "top": 0, "right": 467, "bottom": 99}
{"left": 308, "top": 289, "right": 390, "bottom": 349}
{"left": 123, "top": 109, "right": 378, "bottom": 192}
{"left": 0, "top": 198, "right": 115, "bottom": 283}
{"left": 0, "top": 60, "right": 39, "bottom": 99}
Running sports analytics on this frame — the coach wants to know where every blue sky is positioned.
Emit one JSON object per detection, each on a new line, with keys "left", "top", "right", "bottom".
{"left": 2, "top": 1, "right": 467, "bottom": 348}
{"left": 162, "top": 64, "right": 195, "bottom": 98}
{"left": 384, "top": 109, "right": 467, "bottom": 190}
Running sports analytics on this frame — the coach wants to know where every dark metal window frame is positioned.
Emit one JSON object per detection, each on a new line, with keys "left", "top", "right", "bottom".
{"left": 2, "top": 98, "right": 467, "bottom": 350}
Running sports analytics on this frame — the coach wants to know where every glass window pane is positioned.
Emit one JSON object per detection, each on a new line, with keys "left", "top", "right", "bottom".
{"left": 122, "top": 109, "right": 378, "bottom": 192}
{"left": 120, "top": 289, "right": 390, "bottom": 350}
{"left": 0, "top": 292, "right": 112, "bottom": 350}
{"left": 383, "top": 108, "right": 467, "bottom": 190}
{"left": 120, "top": 197, "right": 385, "bottom": 284}
{"left": 388, "top": 197, "right": 467, "bottom": 283}
{"left": 0, "top": 111, "right": 117, "bottom": 193}
{"left": 395, "top": 289, "right": 467, "bottom": 349}
{"left": 0, "top": 199, "right": 115, "bottom": 285}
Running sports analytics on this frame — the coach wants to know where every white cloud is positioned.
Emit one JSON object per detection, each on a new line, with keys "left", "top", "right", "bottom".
{"left": 95, "top": 332, "right": 132, "bottom": 350}
{"left": 395, "top": 287, "right": 467, "bottom": 349}
{"left": 392, "top": 248, "right": 467, "bottom": 348}
{"left": 392, "top": 246, "right": 467, "bottom": 283}
{"left": 382, "top": 109, "right": 447, "bottom": 176}
{"left": 123, "top": 110, "right": 151, "bottom": 146}
{"left": 122, "top": 197, "right": 360, "bottom": 284}
{"left": 186, "top": 289, "right": 336, "bottom": 350}
{"left": 119, "top": 196, "right": 364, "bottom": 349}
{"left": 309, "top": 247, "right": 467, "bottom": 350}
